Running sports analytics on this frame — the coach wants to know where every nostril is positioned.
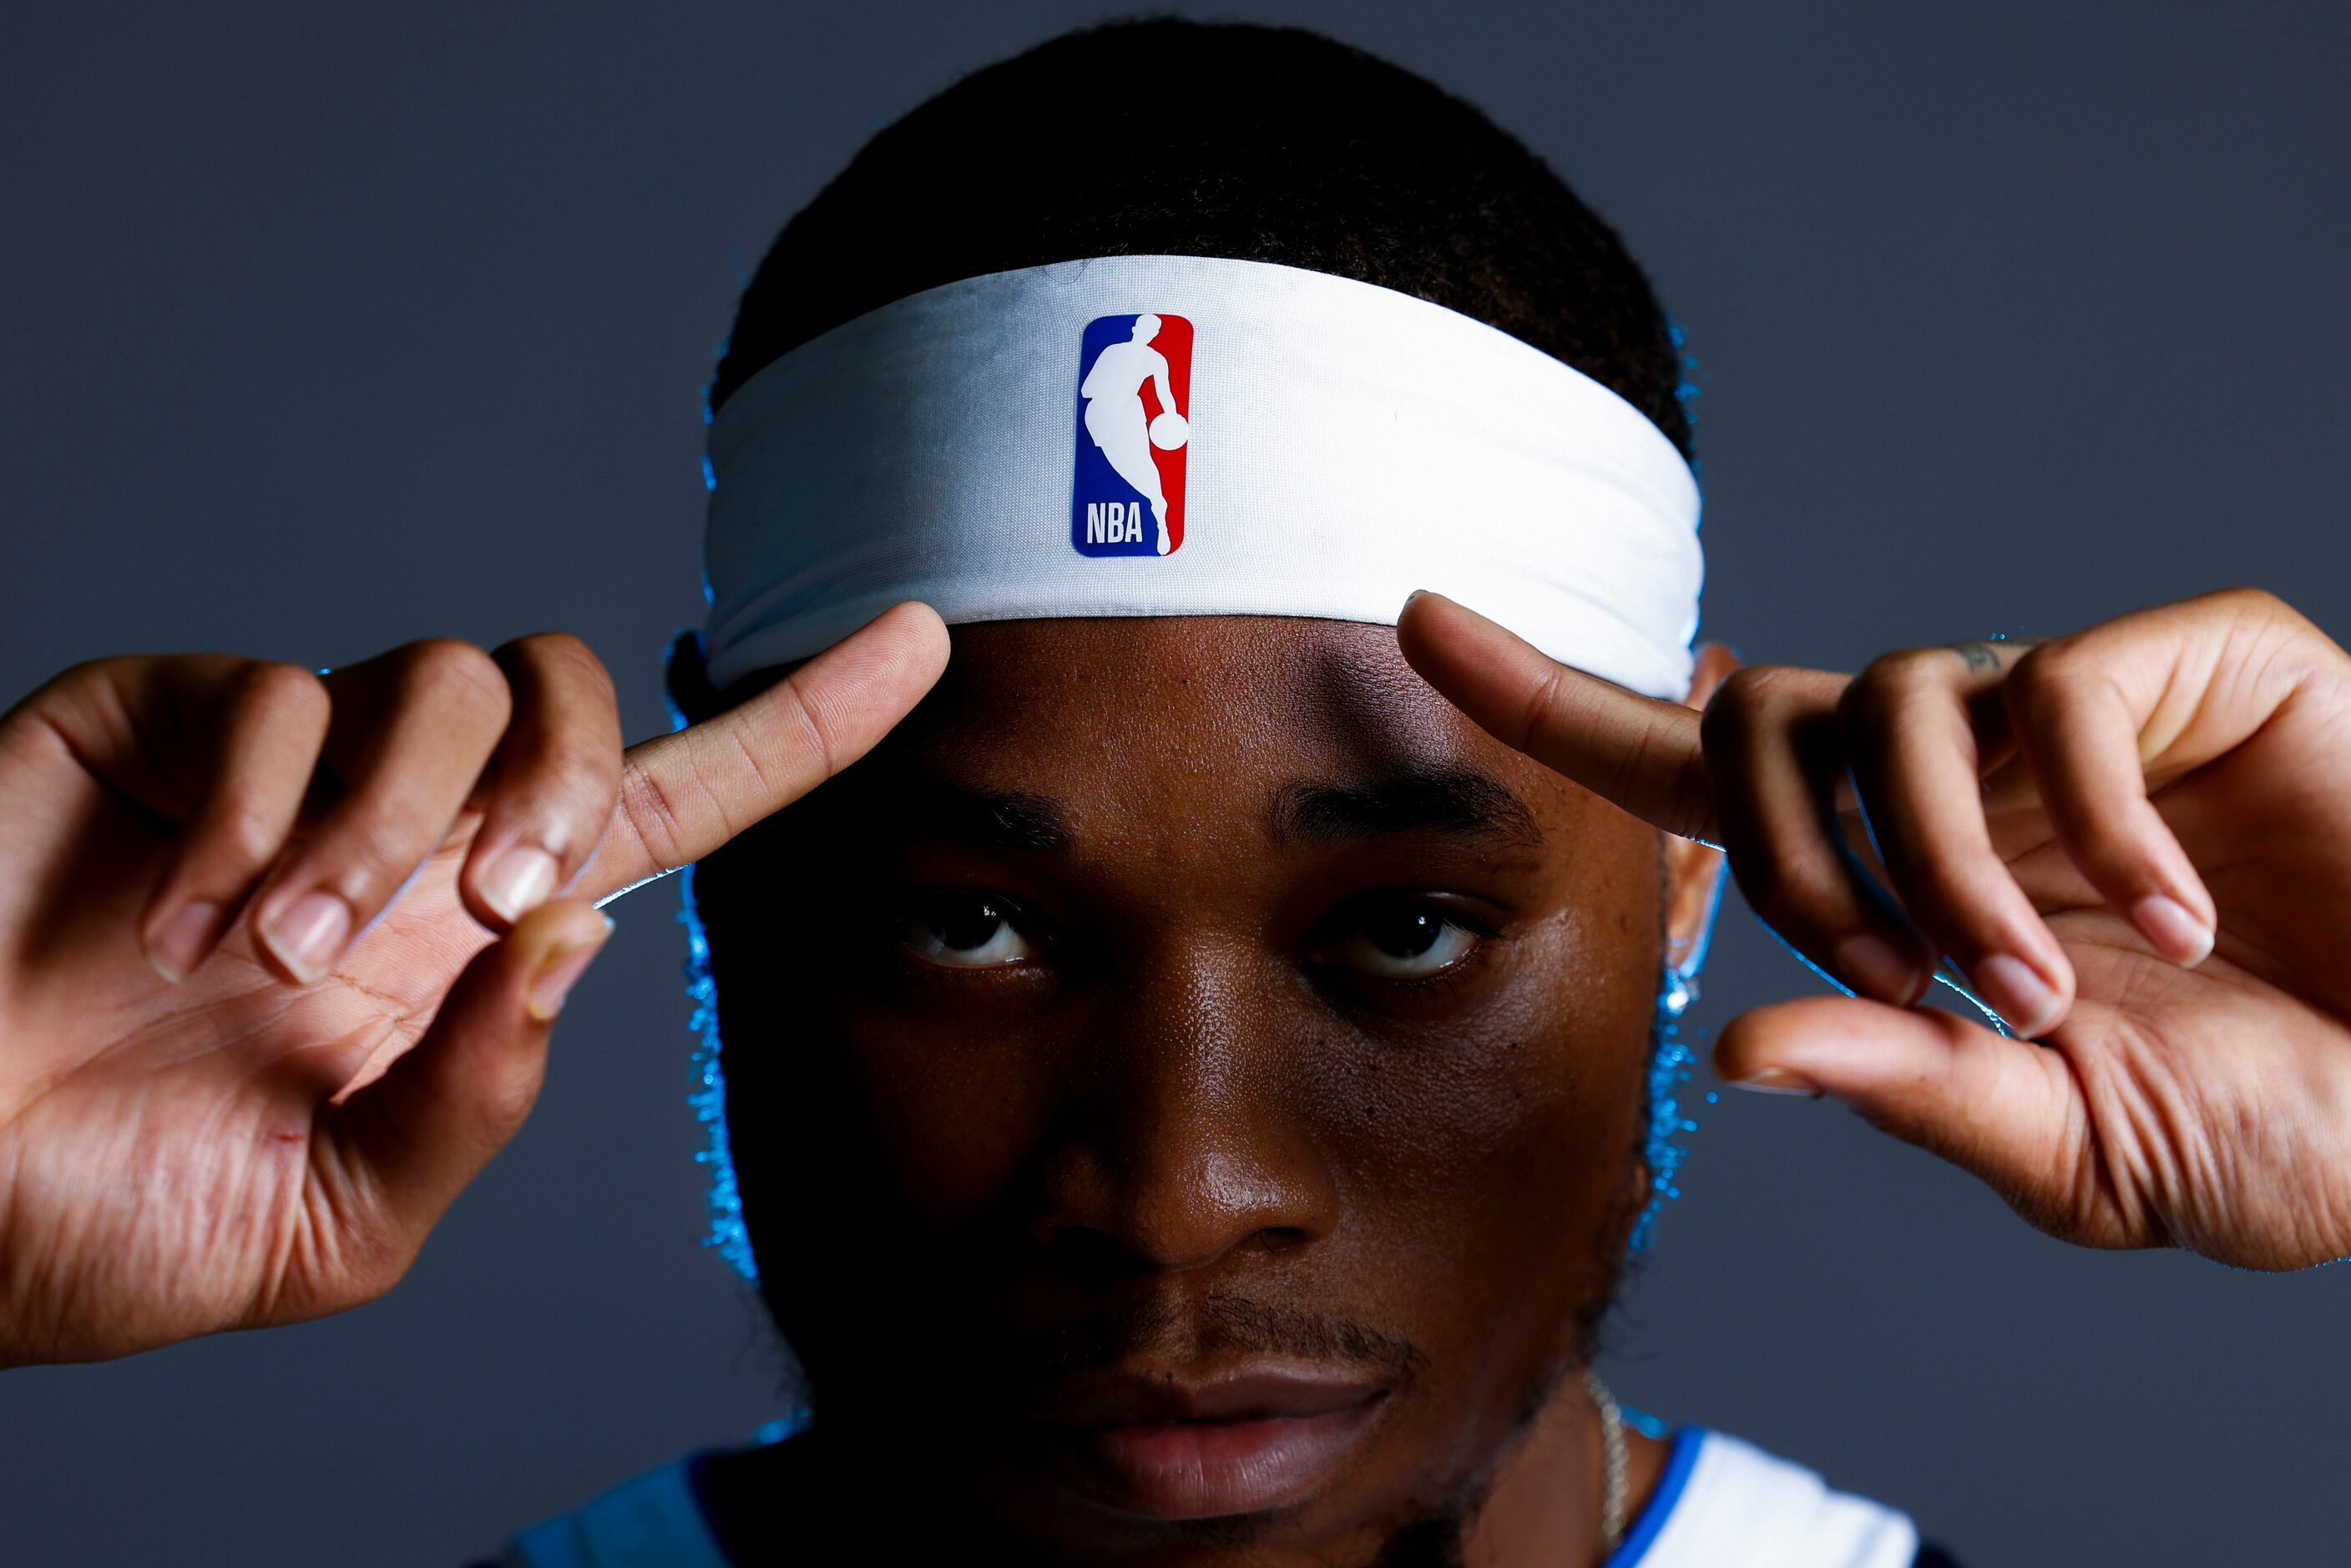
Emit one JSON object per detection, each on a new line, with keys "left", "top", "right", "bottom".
{"left": 1254, "top": 1227, "right": 1312, "bottom": 1254}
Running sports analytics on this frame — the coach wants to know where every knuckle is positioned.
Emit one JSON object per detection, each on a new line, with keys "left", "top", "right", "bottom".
{"left": 503, "top": 742, "right": 627, "bottom": 857}
{"left": 1896, "top": 859, "right": 2002, "bottom": 943}
{"left": 614, "top": 766, "right": 693, "bottom": 870}
{"left": 45, "top": 654, "right": 132, "bottom": 696}
{"left": 326, "top": 812, "right": 439, "bottom": 895}
{"left": 2002, "top": 672, "right": 2116, "bottom": 762}
{"left": 1714, "top": 663, "right": 1788, "bottom": 706}
{"left": 496, "top": 642, "right": 624, "bottom": 792}
{"left": 514, "top": 630, "right": 617, "bottom": 698}
{"left": 235, "top": 660, "right": 330, "bottom": 727}
{"left": 1841, "top": 648, "right": 1945, "bottom": 726}
{"left": 475, "top": 1070, "right": 546, "bottom": 1141}
{"left": 776, "top": 672, "right": 844, "bottom": 778}
{"left": 2000, "top": 641, "right": 2091, "bottom": 719}
{"left": 2050, "top": 838, "right": 2149, "bottom": 903}
{"left": 2055, "top": 810, "right": 2146, "bottom": 876}
{"left": 1711, "top": 662, "right": 1814, "bottom": 715}
{"left": 23, "top": 655, "right": 179, "bottom": 723}
{"left": 1514, "top": 660, "right": 1570, "bottom": 752}
{"left": 397, "top": 639, "right": 512, "bottom": 719}
{"left": 1836, "top": 675, "right": 1893, "bottom": 737}
{"left": 1864, "top": 645, "right": 1951, "bottom": 687}
{"left": 536, "top": 727, "right": 626, "bottom": 795}
{"left": 2214, "top": 585, "right": 2323, "bottom": 653}
{"left": 2211, "top": 584, "right": 2288, "bottom": 620}
{"left": 1838, "top": 673, "right": 1959, "bottom": 761}
{"left": 1726, "top": 845, "right": 1841, "bottom": 941}
{"left": 210, "top": 795, "right": 292, "bottom": 868}
{"left": 1700, "top": 665, "right": 1777, "bottom": 742}
{"left": 1665, "top": 761, "right": 1715, "bottom": 842}
{"left": 1700, "top": 665, "right": 1823, "bottom": 760}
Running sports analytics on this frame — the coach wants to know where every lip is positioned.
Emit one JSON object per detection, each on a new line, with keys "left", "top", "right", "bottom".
{"left": 1022, "top": 1366, "right": 1392, "bottom": 1520}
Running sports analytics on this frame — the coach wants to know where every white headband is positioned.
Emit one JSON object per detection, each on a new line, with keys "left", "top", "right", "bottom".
{"left": 703, "top": 255, "right": 1703, "bottom": 698}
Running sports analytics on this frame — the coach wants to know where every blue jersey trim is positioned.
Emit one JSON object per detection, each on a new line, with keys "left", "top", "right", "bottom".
{"left": 506, "top": 1454, "right": 731, "bottom": 1568}
{"left": 1604, "top": 1424, "right": 1706, "bottom": 1567}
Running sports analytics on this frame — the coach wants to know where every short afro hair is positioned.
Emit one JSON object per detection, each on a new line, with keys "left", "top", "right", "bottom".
{"left": 710, "top": 18, "right": 1691, "bottom": 458}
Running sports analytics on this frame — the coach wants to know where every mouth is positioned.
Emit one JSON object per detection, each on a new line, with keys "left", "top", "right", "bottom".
{"left": 1021, "top": 1366, "right": 1393, "bottom": 1520}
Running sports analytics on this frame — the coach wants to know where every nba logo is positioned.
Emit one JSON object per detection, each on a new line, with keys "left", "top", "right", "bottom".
{"left": 1071, "top": 312, "right": 1192, "bottom": 556}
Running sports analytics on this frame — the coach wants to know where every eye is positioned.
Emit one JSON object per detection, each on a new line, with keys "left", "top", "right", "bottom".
{"left": 903, "top": 893, "right": 1039, "bottom": 969}
{"left": 1321, "top": 898, "right": 1484, "bottom": 979}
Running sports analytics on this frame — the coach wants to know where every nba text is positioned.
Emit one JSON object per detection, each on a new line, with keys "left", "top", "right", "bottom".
{"left": 1083, "top": 501, "right": 1150, "bottom": 544}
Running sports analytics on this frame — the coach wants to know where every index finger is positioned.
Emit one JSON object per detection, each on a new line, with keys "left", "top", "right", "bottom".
{"left": 1395, "top": 590, "right": 1717, "bottom": 842}
{"left": 576, "top": 601, "right": 950, "bottom": 904}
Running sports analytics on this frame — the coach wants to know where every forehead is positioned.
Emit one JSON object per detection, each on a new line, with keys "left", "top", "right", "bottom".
{"left": 869, "top": 615, "right": 1585, "bottom": 839}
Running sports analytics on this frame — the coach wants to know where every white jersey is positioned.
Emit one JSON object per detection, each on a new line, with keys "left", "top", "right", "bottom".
{"left": 498, "top": 1426, "right": 1923, "bottom": 1568}
{"left": 1615, "top": 1428, "right": 1919, "bottom": 1568}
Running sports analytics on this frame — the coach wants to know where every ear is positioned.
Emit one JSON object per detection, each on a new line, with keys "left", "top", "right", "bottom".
{"left": 1661, "top": 641, "right": 1737, "bottom": 979}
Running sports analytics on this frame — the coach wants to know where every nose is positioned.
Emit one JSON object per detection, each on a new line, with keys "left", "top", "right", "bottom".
{"left": 1029, "top": 947, "right": 1340, "bottom": 1276}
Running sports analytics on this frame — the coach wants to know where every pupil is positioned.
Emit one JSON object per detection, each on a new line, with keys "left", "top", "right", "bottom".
{"left": 932, "top": 900, "right": 1004, "bottom": 951}
{"left": 1372, "top": 908, "right": 1440, "bottom": 959}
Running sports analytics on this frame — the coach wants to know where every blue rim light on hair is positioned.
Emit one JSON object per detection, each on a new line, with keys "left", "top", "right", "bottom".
{"left": 1666, "top": 316, "right": 1705, "bottom": 481}
{"left": 1627, "top": 312, "right": 1711, "bottom": 1255}
{"left": 680, "top": 864, "right": 759, "bottom": 1284}
{"left": 663, "top": 647, "right": 760, "bottom": 1286}
{"left": 1630, "top": 964, "right": 1702, "bottom": 1255}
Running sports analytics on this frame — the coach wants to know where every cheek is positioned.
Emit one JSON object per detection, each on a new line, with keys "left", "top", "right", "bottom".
{"left": 1320, "top": 924, "right": 1652, "bottom": 1318}
{"left": 1304, "top": 840, "right": 1660, "bottom": 1419}
{"left": 695, "top": 837, "right": 1026, "bottom": 1171}
{"left": 710, "top": 973, "right": 1028, "bottom": 1241}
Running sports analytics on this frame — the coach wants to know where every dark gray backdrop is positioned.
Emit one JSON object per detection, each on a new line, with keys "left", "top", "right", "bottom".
{"left": 3, "top": 3, "right": 2345, "bottom": 1562}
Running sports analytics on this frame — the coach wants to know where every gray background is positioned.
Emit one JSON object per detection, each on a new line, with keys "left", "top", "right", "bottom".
{"left": 3, "top": 2, "right": 2345, "bottom": 1562}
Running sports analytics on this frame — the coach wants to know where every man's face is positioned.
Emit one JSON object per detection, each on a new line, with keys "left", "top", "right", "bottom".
{"left": 694, "top": 617, "right": 1698, "bottom": 1565}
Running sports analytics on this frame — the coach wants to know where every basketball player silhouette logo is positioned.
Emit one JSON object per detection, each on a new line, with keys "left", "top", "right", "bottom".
{"left": 1071, "top": 312, "right": 1193, "bottom": 557}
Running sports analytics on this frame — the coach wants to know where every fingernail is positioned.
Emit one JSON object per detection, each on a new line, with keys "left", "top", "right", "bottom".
{"left": 260, "top": 892, "right": 353, "bottom": 985}
{"left": 2131, "top": 894, "right": 2213, "bottom": 968}
{"left": 1975, "top": 953, "right": 2063, "bottom": 1038}
{"left": 528, "top": 916, "right": 614, "bottom": 1022}
{"left": 145, "top": 899, "right": 222, "bottom": 983}
{"left": 1833, "top": 933, "right": 1921, "bottom": 1004}
{"left": 1727, "top": 1066, "right": 1822, "bottom": 1098}
{"left": 481, "top": 845, "right": 562, "bottom": 925}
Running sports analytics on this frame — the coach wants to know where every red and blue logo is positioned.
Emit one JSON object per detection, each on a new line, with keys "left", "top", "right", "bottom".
{"left": 1071, "top": 312, "right": 1192, "bottom": 556}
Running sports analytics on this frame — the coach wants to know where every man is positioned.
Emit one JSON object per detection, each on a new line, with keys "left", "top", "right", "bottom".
{"left": 5, "top": 21, "right": 2351, "bottom": 1568}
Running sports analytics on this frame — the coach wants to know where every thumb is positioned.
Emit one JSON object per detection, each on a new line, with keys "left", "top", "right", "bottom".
{"left": 323, "top": 898, "right": 614, "bottom": 1252}
{"left": 1715, "top": 995, "right": 2083, "bottom": 1216}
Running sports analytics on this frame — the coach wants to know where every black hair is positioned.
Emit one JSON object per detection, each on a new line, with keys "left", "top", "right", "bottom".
{"left": 710, "top": 18, "right": 1691, "bottom": 458}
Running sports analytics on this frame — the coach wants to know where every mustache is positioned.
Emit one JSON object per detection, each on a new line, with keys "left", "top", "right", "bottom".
{"left": 990, "top": 1289, "right": 1427, "bottom": 1389}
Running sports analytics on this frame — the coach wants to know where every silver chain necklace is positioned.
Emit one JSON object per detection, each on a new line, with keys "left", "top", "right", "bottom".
{"left": 1583, "top": 1369, "right": 1628, "bottom": 1561}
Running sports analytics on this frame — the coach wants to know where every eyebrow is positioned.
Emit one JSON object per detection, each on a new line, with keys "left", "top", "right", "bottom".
{"left": 888, "top": 785, "right": 1072, "bottom": 851}
{"left": 877, "top": 770, "right": 1538, "bottom": 853}
{"left": 1268, "top": 768, "right": 1542, "bottom": 848}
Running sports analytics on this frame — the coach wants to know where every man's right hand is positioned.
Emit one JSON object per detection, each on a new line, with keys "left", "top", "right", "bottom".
{"left": 0, "top": 602, "right": 948, "bottom": 1368}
